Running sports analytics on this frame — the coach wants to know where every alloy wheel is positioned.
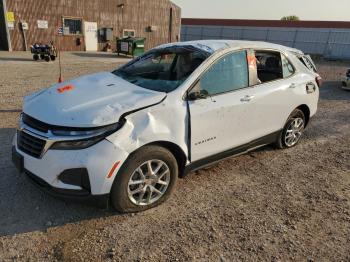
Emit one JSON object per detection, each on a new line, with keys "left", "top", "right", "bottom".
{"left": 284, "top": 117, "right": 304, "bottom": 147}
{"left": 127, "top": 160, "right": 171, "bottom": 206}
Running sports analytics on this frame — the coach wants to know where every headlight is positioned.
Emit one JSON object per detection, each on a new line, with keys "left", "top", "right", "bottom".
{"left": 51, "top": 123, "right": 120, "bottom": 137}
{"left": 50, "top": 123, "right": 121, "bottom": 150}
{"left": 51, "top": 136, "right": 104, "bottom": 150}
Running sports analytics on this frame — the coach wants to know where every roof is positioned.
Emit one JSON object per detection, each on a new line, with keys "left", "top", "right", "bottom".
{"left": 169, "top": 0, "right": 181, "bottom": 10}
{"left": 157, "top": 40, "right": 303, "bottom": 54}
{"left": 182, "top": 18, "right": 350, "bottom": 29}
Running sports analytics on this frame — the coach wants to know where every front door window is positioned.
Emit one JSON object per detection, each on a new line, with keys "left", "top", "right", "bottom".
{"left": 199, "top": 50, "right": 249, "bottom": 95}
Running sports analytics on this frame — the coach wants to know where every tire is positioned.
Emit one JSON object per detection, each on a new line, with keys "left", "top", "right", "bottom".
{"left": 40, "top": 54, "right": 45, "bottom": 60}
{"left": 275, "top": 109, "right": 306, "bottom": 149}
{"left": 33, "top": 54, "right": 39, "bottom": 61}
{"left": 110, "top": 145, "right": 178, "bottom": 213}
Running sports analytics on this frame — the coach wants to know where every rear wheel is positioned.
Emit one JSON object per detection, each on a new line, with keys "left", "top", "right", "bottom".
{"left": 275, "top": 109, "right": 305, "bottom": 149}
{"left": 110, "top": 145, "right": 178, "bottom": 213}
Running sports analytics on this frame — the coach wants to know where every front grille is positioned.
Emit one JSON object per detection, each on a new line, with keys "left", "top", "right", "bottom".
{"left": 18, "top": 131, "right": 46, "bottom": 158}
{"left": 22, "top": 114, "right": 50, "bottom": 133}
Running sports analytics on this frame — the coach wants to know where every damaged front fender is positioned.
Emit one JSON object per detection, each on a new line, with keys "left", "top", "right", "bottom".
{"left": 106, "top": 96, "right": 189, "bottom": 166}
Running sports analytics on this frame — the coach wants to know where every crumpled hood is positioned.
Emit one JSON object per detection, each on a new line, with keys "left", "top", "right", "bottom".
{"left": 23, "top": 72, "right": 166, "bottom": 127}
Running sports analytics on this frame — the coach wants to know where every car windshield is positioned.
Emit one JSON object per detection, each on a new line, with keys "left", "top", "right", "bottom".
{"left": 112, "top": 46, "right": 209, "bottom": 93}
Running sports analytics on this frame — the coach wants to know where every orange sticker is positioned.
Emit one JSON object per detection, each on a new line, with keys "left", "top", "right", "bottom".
{"left": 57, "top": 84, "right": 74, "bottom": 94}
{"left": 107, "top": 161, "right": 120, "bottom": 178}
{"left": 247, "top": 54, "right": 257, "bottom": 69}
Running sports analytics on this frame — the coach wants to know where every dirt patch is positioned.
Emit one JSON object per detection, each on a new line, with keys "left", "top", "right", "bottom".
{"left": 0, "top": 52, "right": 349, "bottom": 261}
{"left": 314, "top": 58, "right": 349, "bottom": 81}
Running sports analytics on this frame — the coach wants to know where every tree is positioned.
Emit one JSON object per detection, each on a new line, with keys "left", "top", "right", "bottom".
{"left": 281, "top": 15, "right": 300, "bottom": 21}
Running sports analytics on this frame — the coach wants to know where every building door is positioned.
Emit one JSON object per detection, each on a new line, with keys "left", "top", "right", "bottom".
{"left": 83, "top": 21, "right": 98, "bottom": 51}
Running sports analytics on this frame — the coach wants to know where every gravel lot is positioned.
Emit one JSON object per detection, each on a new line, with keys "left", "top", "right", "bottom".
{"left": 0, "top": 52, "right": 349, "bottom": 261}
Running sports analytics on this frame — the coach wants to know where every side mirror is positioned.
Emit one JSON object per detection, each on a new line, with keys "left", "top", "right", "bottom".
{"left": 187, "top": 89, "right": 209, "bottom": 101}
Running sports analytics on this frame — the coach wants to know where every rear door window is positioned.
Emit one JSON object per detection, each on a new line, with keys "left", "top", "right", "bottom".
{"left": 254, "top": 50, "right": 296, "bottom": 83}
{"left": 255, "top": 51, "right": 283, "bottom": 83}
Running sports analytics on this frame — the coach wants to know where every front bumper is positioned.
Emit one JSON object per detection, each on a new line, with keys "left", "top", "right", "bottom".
{"left": 12, "top": 131, "right": 129, "bottom": 199}
{"left": 26, "top": 168, "right": 110, "bottom": 208}
{"left": 12, "top": 146, "right": 110, "bottom": 208}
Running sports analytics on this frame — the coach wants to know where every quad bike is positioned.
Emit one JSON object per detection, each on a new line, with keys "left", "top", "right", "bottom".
{"left": 30, "top": 42, "right": 58, "bottom": 62}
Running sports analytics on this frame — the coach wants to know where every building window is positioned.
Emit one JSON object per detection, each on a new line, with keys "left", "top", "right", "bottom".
{"left": 63, "top": 18, "right": 82, "bottom": 35}
{"left": 123, "top": 29, "right": 135, "bottom": 38}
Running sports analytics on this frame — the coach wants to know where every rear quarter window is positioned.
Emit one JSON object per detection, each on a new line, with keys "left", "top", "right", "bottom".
{"left": 299, "top": 55, "right": 317, "bottom": 73}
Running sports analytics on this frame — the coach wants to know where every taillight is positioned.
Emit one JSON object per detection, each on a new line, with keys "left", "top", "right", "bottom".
{"left": 316, "top": 76, "right": 323, "bottom": 87}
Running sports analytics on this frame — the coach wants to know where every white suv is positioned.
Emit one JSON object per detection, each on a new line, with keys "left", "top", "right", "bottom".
{"left": 12, "top": 40, "right": 320, "bottom": 212}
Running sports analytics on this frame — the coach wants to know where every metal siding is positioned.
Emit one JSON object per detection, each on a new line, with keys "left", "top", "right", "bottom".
{"left": 5, "top": 0, "right": 181, "bottom": 51}
{"left": 266, "top": 28, "right": 295, "bottom": 47}
{"left": 242, "top": 28, "right": 269, "bottom": 41}
{"left": 327, "top": 31, "right": 350, "bottom": 58}
{"left": 181, "top": 25, "right": 350, "bottom": 59}
{"left": 221, "top": 28, "right": 235, "bottom": 39}
{"left": 182, "top": 18, "right": 350, "bottom": 29}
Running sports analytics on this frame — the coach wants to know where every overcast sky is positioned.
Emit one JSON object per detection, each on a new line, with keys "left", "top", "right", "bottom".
{"left": 171, "top": 0, "right": 350, "bottom": 21}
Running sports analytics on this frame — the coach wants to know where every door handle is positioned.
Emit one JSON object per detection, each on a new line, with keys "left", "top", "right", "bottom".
{"left": 240, "top": 95, "right": 254, "bottom": 102}
{"left": 289, "top": 83, "right": 297, "bottom": 89}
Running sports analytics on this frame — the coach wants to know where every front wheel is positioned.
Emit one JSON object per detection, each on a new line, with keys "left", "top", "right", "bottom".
{"left": 275, "top": 109, "right": 305, "bottom": 149}
{"left": 110, "top": 145, "right": 178, "bottom": 213}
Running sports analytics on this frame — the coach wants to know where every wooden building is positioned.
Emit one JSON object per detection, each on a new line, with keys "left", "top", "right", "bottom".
{"left": 0, "top": 0, "right": 181, "bottom": 51}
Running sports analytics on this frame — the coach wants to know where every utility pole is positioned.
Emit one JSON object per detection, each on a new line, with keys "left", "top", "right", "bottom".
{"left": 1, "top": 0, "right": 12, "bottom": 51}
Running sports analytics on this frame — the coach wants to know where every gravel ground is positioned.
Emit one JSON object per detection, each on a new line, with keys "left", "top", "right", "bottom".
{"left": 0, "top": 52, "right": 349, "bottom": 261}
